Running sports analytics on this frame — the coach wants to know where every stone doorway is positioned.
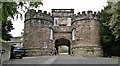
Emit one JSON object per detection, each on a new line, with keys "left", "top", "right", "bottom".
{"left": 55, "top": 38, "right": 70, "bottom": 55}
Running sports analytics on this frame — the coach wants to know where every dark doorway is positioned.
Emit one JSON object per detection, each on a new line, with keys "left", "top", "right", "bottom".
{"left": 55, "top": 38, "right": 70, "bottom": 55}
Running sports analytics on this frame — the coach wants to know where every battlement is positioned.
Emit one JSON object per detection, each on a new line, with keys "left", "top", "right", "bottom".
{"left": 52, "top": 9, "right": 74, "bottom": 13}
{"left": 25, "top": 9, "right": 53, "bottom": 23}
{"left": 72, "top": 11, "right": 99, "bottom": 22}
{"left": 52, "top": 9, "right": 74, "bottom": 17}
{"left": 24, "top": 9, "right": 102, "bottom": 57}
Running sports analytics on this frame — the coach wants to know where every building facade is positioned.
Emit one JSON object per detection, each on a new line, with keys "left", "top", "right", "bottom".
{"left": 23, "top": 9, "right": 103, "bottom": 57}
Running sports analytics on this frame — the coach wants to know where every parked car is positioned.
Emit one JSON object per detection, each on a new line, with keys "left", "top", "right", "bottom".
{"left": 13, "top": 47, "right": 24, "bottom": 59}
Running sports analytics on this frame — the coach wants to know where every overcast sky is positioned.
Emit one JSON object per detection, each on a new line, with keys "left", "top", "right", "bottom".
{"left": 10, "top": 0, "right": 108, "bottom": 37}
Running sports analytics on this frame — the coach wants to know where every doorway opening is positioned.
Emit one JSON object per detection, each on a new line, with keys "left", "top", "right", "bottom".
{"left": 55, "top": 38, "right": 70, "bottom": 55}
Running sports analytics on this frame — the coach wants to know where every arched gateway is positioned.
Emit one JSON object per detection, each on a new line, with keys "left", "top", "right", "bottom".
{"left": 24, "top": 9, "right": 103, "bottom": 57}
{"left": 55, "top": 38, "right": 70, "bottom": 55}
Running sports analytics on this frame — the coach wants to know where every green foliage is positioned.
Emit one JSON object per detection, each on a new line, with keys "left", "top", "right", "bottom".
{"left": 100, "top": 2, "right": 120, "bottom": 41}
{"left": 0, "top": 38, "right": 5, "bottom": 43}
{"left": 29, "top": 2, "right": 43, "bottom": 8}
{"left": 18, "top": 1, "right": 43, "bottom": 9}
{"left": 107, "top": 2, "right": 120, "bottom": 40}
{"left": 99, "top": 2, "right": 120, "bottom": 57}
{"left": 0, "top": 1, "right": 43, "bottom": 41}
{"left": 1, "top": 2, "right": 16, "bottom": 41}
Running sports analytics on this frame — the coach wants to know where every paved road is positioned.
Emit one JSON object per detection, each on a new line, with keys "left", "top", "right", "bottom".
{"left": 3, "top": 56, "right": 56, "bottom": 64}
{"left": 53, "top": 55, "right": 118, "bottom": 64}
{"left": 3, "top": 55, "right": 119, "bottom": 65}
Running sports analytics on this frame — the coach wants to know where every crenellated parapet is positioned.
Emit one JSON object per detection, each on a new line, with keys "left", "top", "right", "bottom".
{"left": 72, "top": 11, "right": 99, "bottom": 24}
{"left": 25, "top": 9, "right": 53, "bottom": 24}
{"left": 24, "top": 9, "right": 103, "bottom": 57}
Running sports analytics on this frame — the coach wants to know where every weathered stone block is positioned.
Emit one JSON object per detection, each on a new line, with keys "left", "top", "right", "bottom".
{"left": 24, "top": 9, "right": 102, "bottom": 57}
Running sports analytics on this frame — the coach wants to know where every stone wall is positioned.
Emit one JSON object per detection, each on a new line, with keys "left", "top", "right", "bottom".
{"left": 24, "top": 9, "right": 53, "bottom": 56}
{"left": 24, "top": 9, "right": 103, "bottom": 57}
{"left": 72, "top": 11, "right": 103, "bottom": 56}
{"left": 0, "top": 43, "right": 11, "bottom": 64}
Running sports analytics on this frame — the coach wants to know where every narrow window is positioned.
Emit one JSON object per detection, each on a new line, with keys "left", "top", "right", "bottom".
{"left": 43, "top": 42, "right": 47, "bottom": 48}
{"left": 50, "top": 29, "right": 53, "bottom": 40}
{"left": 54, "top": 18, "right": 59, "bottom": 26}
{"left": 72, "top": 29, "right": 75, "bottom": 40}
{"left": 67, "top": 18, "right": 71, "bottom": 26}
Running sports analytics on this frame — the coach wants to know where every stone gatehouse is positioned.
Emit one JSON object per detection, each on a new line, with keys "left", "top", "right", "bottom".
{"left": 23, "top": 9, "right": 103, "bottom": 57}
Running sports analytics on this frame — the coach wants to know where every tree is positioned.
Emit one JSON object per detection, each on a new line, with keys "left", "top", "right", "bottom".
{"left": 1, "top": 2, "right": 16, "bottom": 41}
{"left": 107, "top": 2, "right": 120, "bottom": 41}
{"left": 99, "top": 2, "right": 120, "bottom": 56}
{"left": 0, "top": 1, "right": 43, "bottom": 41}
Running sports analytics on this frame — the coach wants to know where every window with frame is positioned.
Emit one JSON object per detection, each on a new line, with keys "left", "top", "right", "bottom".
{"left": 67, "top": 18, "right": 71, "bottom": 26}
{"left": 54, "top": 18, "right": 59, "bottom": 26}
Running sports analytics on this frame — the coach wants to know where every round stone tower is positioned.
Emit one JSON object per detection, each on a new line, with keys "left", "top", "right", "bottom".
{"left": 24, "top": 9, "right": 103, "bottom": 57}
{"left": 72, "top": 11, "right": 103, "bottom": 57}
{"left": 24, "top": 9, "right": 53, "bottom": 56}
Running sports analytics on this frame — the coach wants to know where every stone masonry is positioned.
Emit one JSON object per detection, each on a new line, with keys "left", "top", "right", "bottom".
{"left": 23, "top": 9, "right": 103, "bottom": 57}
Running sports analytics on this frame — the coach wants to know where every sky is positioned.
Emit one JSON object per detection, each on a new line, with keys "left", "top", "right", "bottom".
{"left": 10, "top": 0, "right": 108, "bottom": 37}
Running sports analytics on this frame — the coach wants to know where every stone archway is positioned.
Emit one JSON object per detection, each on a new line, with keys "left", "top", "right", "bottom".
{"left": 55, "top": 38, "right": 70, "bottom": 55}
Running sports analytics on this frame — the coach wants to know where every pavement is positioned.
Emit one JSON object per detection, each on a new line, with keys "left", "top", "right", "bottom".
{"left": 53, "top": 55, "right": 119, "bottom": 64}
{"left": 2, "top": 54, "right": 119, "bottom": 65}
{"left": 3, "top": 56, "right": 56, "bottom": 64}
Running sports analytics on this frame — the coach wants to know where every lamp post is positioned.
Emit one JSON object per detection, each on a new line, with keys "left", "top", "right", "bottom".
{"left": 0, "top": 51, "right": 1, "bottom": 66}
{"left": 0, "top": 50, "right": 5, "bottom": 66}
